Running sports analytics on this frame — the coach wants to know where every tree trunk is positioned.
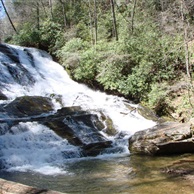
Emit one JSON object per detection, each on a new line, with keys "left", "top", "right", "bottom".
{"left": 94, "top": 0, "right": 98, "bottom": 45}
{"left": 36, "top": 2, "right": 40, "bottom": 30}
{"left": 49, "top": 0, "right": 53, "bottom": 20}
{"left": 88, "top": 0, "right": 94, "bottom": 45}
{"left": 0, "top": 0, "right": 17, "bottom": 33}
{"left": 110, "top": 0, "right": 118, "bottom": 41}
{"left": 58, "top": 0, "right": 67, "bottom": 28}
{"left": 180, "top": 0, "right": 191, "bottom": 79}
{"left": 131, "top": 0, "right": 137, "bottom": 34}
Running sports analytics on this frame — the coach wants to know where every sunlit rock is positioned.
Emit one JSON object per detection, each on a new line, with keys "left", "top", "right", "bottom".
{"left": 129, "top": 122, "right": 193, "bottom": 155}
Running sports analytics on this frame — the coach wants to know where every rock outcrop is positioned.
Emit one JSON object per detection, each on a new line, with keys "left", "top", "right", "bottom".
{"left": 0, "top": 96, "right": 113, "bottom": 156}
{"left": 129, "top": 122, "right": 194, "bottom": 155}
{"left": 44, "top": 106, "right": 112, "bottom": 156}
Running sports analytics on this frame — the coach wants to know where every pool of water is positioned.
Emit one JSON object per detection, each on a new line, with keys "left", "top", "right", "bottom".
{"left": 1, "top": 154, "right": 194, "bottom": 194}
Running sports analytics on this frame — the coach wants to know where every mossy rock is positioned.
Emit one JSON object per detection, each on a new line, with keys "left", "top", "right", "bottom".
{"left": 98, "top": 111, "right": 117, "bottom": 136}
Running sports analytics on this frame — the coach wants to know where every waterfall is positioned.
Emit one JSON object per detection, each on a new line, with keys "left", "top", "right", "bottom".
{"left": 0, "top": 44, "right": 156, "bottom": 175}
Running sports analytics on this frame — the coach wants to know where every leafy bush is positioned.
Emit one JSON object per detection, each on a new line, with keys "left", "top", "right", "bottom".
{"left": 61, "top": 38, "right": 89, "bottom": 53}
{"left": 11, "top": 23, "right": 40, "bottom": 47}
{"left": 74, "top": 49, "right": 98, "bottom": 82}
{"left": 40, "top": 19, "right": 65, "bottom": 54}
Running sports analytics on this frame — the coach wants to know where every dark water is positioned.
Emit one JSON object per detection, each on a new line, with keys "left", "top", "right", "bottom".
{"left": 1, "top": 154, "right": 194, "bottom": 194}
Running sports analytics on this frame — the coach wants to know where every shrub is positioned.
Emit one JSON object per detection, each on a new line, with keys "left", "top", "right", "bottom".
{"left": 12, "top": 23, "right": 40, "bottom": 47}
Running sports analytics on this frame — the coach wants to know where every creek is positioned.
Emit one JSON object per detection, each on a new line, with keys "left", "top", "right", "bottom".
{"left": 1, "top": 154, "right": 194, "bottom": 193}
{"left": 0, "top": 44, "right": 192, "bottom": 193}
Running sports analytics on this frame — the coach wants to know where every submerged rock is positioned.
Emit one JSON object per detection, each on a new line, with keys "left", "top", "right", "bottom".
{"left": 129, "top": 122, "right": 194, "bottom": 155}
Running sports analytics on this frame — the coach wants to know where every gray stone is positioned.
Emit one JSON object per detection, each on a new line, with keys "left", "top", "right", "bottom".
{"left": 129, "top": 122, "right": 194, "bottom": 155}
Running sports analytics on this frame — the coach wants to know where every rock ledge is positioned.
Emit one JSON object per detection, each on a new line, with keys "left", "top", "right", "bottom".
{"left": 129, "top": 122, "right": 194, "bottom": 155}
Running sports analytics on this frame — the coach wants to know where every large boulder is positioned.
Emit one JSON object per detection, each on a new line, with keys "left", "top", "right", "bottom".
{"left": 4, "top": 96, "right": 54, "bottom": 117}
{"left": 44, "top": 107, "right": 112, "bottom": 156}
{"left": 129, "top": 122, "right": 194, "bottom": 155}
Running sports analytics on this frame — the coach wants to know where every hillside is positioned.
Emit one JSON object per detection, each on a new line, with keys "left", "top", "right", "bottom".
{"left": 0, "top": 0, "right": 193, "bottom": 121}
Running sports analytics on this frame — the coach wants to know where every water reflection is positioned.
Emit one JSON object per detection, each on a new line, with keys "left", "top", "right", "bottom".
{"left": 1, "top": 154, "right": 194, "bottom": 194}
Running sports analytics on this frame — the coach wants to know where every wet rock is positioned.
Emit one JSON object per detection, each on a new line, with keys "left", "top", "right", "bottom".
{"left": 136, "top": 104, "right": 160, "bottom": 122}
{"left": 0, "top": 91, "right": 8, "bottom": 100}
{"left": 44, "top": 109, "right": 113, "bottom": 156}
{"left": 129, "top": 122, "right": 194, "bottom": 155}
{"left": 4, "top": 96, "right": 54, "bottom": 117}
{"left": 98, "top": 111, "right": 117, "bottom": 136}
{"left": 124, "top": 102, "right": 162, "bottom": 122}
{"left": 1, "top": 98, "right": 113, "bottom": 156}
{"left": 82, "top": 141, "right": 112, "bottom": 156}
{"left": 45, "top": 119, "right": 83, "bottom": 146}
{"left": 0, "top": 44, "right": 20, "bottom": 63}
{"left": 0, "top": 44, "right": 36, "bottom": 86}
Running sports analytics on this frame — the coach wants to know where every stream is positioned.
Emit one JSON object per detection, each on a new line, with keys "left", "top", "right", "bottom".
{"left": 1, "top": 154, "right": 194, "bottom": 194}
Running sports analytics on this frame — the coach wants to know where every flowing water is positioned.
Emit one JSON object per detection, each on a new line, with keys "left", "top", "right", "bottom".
{"left": 1, "top": 154, "right": 194, "bottom": 194}
{"left": 0, "top": 44, "right": 193, "bottom": 193}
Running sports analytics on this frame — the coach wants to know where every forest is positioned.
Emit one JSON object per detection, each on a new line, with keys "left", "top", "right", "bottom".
{"left": 0, "top": 0, "right": 194, "bottom": 119}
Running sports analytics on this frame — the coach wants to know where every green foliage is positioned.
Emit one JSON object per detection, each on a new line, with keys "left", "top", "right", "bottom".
{"left": 119, "top": 19, "right": 184, "bottom": 100}
{"left": 11, "top": 23, "right": 40, "bottom": 47}
{"left": 39, "top": 19, "right": 64, "bottom": 54}
{"left": 74, "top": 49, "right": 98, "bottom": 82}
{"left": 62, "top": 38, "right": 89, "bottom": 53}
{"left": 11, "top": 19, "right": 65, "bottom": 55}
{"left": 96, "top": 52, "right": 131, "bottom": 92}
{"left": 76, "top": 22, "right": 91, "bottom": 41}
{"left": 148, "top": 83, "right": 168, "bottom": 108}
{"left": 7, "top": 0, "right": 188, "bottom": 109}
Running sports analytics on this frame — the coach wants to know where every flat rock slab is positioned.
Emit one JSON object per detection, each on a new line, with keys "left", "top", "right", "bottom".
{"left": 0, "top": 178, "right": 65, "bottom": 194}
{"left": 129, "top": 122, "right": 194, "bottom": 155}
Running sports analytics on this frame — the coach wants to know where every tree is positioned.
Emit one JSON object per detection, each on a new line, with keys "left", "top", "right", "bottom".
{"left": 0, "top": 0, "right": 17, "bottom": 33}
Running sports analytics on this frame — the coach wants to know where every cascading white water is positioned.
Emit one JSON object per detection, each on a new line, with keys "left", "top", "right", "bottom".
{"left": 0, "top": 44, "right": 156, "bottom": 175}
